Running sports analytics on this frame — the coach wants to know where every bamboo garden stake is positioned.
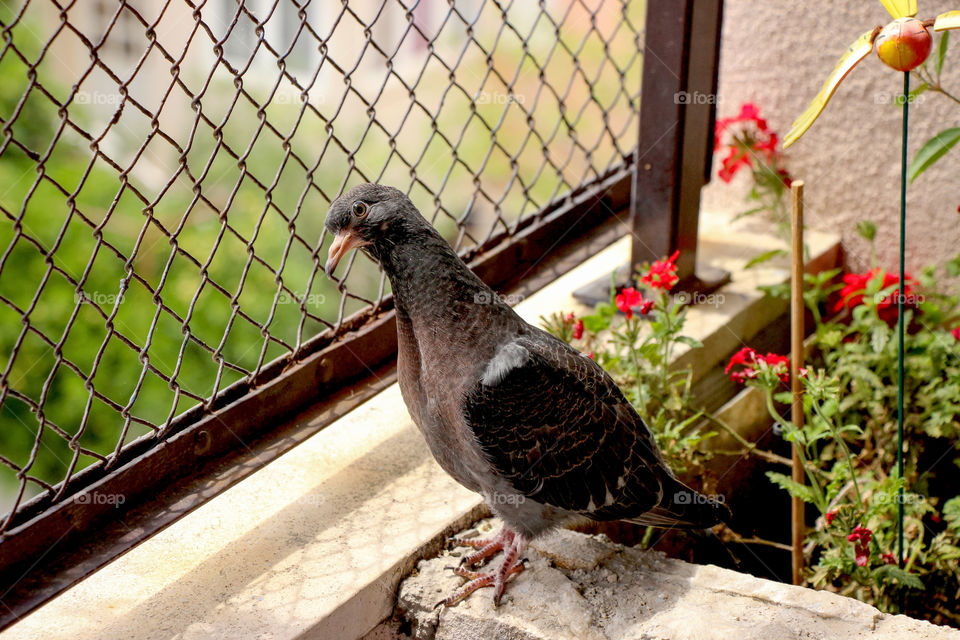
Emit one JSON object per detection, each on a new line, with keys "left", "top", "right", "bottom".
{"left": 790, "top": 181, "right": 806, "bottom": 586}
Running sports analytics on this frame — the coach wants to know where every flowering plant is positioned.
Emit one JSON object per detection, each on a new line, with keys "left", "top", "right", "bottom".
{"left": 733, "top": 238, "right": 960, "bottom": 620}
{"left": 724, "top": 341, "right": 952, "bottom": 612}
{"left": 714, "top": 102, "right": 793, "bottom": 234}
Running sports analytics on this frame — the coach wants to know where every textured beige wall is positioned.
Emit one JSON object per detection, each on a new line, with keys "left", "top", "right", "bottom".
{"left": 701, "top": 0, "right": 960, "bottom": 275}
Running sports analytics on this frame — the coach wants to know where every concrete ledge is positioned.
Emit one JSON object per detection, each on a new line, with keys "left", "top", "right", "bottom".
{"left": 390, "top": 521, "right": 960, "bottom": 640}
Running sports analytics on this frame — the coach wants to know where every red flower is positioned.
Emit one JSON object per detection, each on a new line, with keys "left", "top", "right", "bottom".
{"left": 825, "top": 510, "right": 837, "bottom": 526}
{"left": 776, "top": 168, "right": 792, "bottom": 188}
{"left": 762, "top": 353, "right": 789, "bottom": 369}
{"left": 615, "top": 287, "right": 643, "bottom": 319}
{"left": 725, "top": 348, "right": 790, "bottom": 384}
{"left": 587, "top": 352, "right": 595, "bottom": 360}
{"left": 951, "top": 327, "right": 960, "bottom": 341}
{"left": 725, "top": 347, "right": 759, "bottom": 385}
{"left": 834, "top": 268, "right": 916, "bottom": 324}
{"left": 717, "top": 146, "right": 752, "bottom": 183}
{"left": 725, "top": 347, "right": 757, "bottom": 373}
{"left": 753, "top": 132, "right": 779, "bottom": 163}
{"left": 615, "top": 288, "right": 655, "bottom": 319}
{"left": 714, "top": 103, "right": 782, "bottom": 182}
{"left": 848, "top": 524, "right": 873, "bottom": 545}
{"left": 641, "top": 251, "right": 680, "bottom": 292}
{"left": 761, "top": 353, "right": 791, "bottom": 384}
{"left": 881, "top": 552, "right": 897, "bottom": 565}
{"left": 573, "top": 319, "right": 584, "bottom": 340}
{"left": 847, "top": 525, "right": 873, "bottom": 567}
{"left": 738, "top": 102, "right": 767, "bottom": 130}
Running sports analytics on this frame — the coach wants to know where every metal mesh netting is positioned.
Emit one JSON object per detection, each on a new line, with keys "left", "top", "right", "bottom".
{"left": 0, "top": 0, "right": 643, "bottom": 532}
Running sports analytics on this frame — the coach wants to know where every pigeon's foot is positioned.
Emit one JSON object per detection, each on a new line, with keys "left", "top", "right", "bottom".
{"left": 441, "top": 527, "right": 528, "bottom": 608}
{"left": 451, "top": 526, "right": 516, "bottom": 567}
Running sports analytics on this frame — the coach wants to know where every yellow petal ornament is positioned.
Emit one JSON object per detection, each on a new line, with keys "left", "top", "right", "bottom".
{"left": 784, "top": 0, "right": 960, "bottom": 148}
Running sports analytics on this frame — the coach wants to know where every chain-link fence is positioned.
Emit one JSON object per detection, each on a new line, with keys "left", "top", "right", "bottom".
{"left": 0, "top": 0, "right": 643, "bottom": 538}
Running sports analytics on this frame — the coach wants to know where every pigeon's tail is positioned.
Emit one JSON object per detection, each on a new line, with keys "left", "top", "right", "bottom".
{"left": 627, "top": 476, "right": 731, "bottom": 529}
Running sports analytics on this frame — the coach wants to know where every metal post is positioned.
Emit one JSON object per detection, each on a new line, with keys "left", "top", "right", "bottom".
{"left": 574, "top": 0, "right": 728, "bottom": 305}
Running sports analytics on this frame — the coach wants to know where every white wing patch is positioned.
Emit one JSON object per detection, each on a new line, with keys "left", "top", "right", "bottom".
{"left": 481, "top": 341, "right": 529, "bottom": 386}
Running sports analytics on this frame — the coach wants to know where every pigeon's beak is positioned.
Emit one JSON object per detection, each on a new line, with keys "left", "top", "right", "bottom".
{"left": 325, "top": 229, "right": 359, "bottom": 277}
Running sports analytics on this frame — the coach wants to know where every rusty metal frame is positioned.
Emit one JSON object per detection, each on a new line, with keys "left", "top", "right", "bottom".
{"left": 632, "top": 0, "right": 727, "bottom": 290}
{"left": 574, "top": 0, "right": 726, "bottom": 306}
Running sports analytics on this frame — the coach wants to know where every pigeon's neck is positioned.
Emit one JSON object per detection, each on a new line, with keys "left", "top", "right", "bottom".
{"left": 376, "top": 229, "right": 487, "bottom": 310}
{"left": 376, "top": 225, "right": 521, "bottom": 397}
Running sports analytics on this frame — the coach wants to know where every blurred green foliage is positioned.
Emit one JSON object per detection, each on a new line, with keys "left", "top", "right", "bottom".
{"left": 0, "top": 49, "right": 365, "bottom": 496}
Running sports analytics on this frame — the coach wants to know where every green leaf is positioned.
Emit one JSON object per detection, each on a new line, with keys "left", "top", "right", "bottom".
{"left": 639, "top": 342, "right": 660, "bottom": 361}
{"left": 758, "top": 282, "right": 790, "bottom": 300}
{"left": 675, "top": 335, "right": 703, "bottom": 349}
{"left": 581, "top": 314, "right": 609, "bottom": 333}
{"left": 855, "top": 220, "right": 876, "bottom": 242}
{"left": 870, "top": 324, "right": 890, "bottom": 353}
{"left": 935, "top": 31, "right": 949, "bottom": 77}
{"left": 773, "top": 391, "right": 794, "bottom": 404}
{"left": 744, "top": 249, "right": 787, "bottom": 270}
{"left": 732, "top": 206, "right": 766, "bottom": 222}
{"left": 944, "top": 497, "right": 960, "bottom": 533}
{"left": 820, "top": 398, "right": 838, "bottom": 419}
{"left": 765, "top": 471, "right": 817, "bottom": 503}
{"left": 871, "top": 565, "right": 925, "bottom": 591}
{"left": 908, "top": 128, "right": 960, "bottom": 183}
{"left": 946, "top": 252, "right": 960, "bottom": 277}
{"left": 838, "top": 423, "right": 864, "bottom": 437}
{"left": 896, "top": 83, "right": 927, "bottom": 106}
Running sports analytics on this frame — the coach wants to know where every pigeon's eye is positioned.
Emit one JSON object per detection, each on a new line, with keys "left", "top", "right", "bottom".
{"left": 352, "top": 201, "right": 368, "bottom": 218}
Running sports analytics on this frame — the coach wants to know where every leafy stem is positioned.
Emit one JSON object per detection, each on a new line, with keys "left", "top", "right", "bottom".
{"left": 913, "top": 67, "right": 960, "bottom": 106}
{"left": 763, "top": 388, "right": 828, "bottom": 513}
{"left": 811, "top": 401, "right": 863, "bottom": 507}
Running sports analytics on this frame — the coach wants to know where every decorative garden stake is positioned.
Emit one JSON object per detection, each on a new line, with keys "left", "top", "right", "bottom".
{"left": 783, "top": 0, "right": 960, "bottom": 571}
{"left": 790, "top": 181, "right": 806, "bottom": 586}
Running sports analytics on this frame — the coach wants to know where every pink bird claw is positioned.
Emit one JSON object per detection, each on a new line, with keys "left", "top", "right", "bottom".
{"left": 452, "top": 565, "right": 480, "bottom": 579}
{"left": 438, "top": 561, "right": 526, "bottom": 608}
{"left": 438, "top": 527, "right": 528, "bottom": 607}
{"left": 449, "top": 535, "right": 493, "bottom": 549}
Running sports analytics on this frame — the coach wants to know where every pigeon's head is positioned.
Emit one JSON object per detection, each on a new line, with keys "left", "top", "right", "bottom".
{"left": 323, "top": 183, "right": 425, "bottom": 276}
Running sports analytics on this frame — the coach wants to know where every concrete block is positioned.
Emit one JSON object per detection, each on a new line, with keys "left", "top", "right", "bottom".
{"left": 396, "top": 520, "right": 960, "bottom": 640}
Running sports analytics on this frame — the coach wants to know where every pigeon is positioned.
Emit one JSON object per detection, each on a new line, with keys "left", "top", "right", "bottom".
{"left": 324, "top": 183, "right": 730, "bottom": 607}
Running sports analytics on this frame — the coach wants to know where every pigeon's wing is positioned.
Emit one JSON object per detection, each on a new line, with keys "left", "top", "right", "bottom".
{"left": 878, "top": 0, "right": 916, "bottom": 20}
{"left": 462, "top": 333, "right": 665, "bottom": 520}
{"left": 934, "top": 11, "right": 960, "bottom": 31}
{"left": 783, "top": 29, "right": 879, "bottom": 149}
